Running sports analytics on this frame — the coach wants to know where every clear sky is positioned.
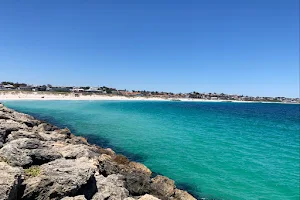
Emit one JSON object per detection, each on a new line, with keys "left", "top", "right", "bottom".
{"left": 0, "top": 0, "right": 299, "bottom": 97}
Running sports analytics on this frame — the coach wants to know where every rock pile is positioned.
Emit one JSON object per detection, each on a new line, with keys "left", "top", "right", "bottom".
{"left": 0, "top": 103, "right": 196, "bottom": 200}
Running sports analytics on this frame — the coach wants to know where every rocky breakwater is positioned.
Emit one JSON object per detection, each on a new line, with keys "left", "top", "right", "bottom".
{"left": 0, "top": 103, "right": 197, "bottom": 200}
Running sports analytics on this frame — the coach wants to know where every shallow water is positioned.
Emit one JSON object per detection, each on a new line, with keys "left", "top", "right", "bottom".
{"left": 3, "top": 100, "right": 300, "bottom": 200}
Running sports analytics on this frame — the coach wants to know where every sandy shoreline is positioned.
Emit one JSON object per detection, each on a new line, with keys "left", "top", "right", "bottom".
{"left": 0, "top": 92, "right": 296, "bottom": 104}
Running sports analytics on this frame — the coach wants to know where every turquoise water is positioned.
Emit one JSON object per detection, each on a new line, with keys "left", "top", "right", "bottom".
{"left": 3, "top": 100, "right": 300, "bottom": 200}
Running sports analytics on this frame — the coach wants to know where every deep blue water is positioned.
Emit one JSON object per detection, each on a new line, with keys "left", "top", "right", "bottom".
{"left": 3, "top": 100, "right": 300, "bottom": 200}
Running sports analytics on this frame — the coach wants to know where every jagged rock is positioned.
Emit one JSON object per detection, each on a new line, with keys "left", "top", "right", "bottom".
{"left": 98, "top": 154, "right": 120, "bottom": 175}
{"left": 0, "top": 119, "right": 29, "bottom": 132}
{"left": 65, "top": 135, "right": 89, "bottom": 145}
{"left": 150, "top": 176, "right": 175, "bottom": 200}
{"left": 36, "top": 128, "right": 71, "bottom": 142}
{"left": 61, "top": 195, "right": 87, "bottom": 200}
{"left": 98, "top": 154, "right": 151, "bottom": 176}
{"left": 139, "top": 194, "right": 161, "bottom": 200}
{"left": 0, "top": 111, "right": 11, "bottom": 120}
{"left": 34, "top": 123, "right": 59, "bottom": 132}
{"left": 48, "top": 142, "right": 101, "bottom": 159}
{"left": 22, "top": 157, "right": 97, "bottom": 200}
{"left": 172, "top": 189, "right": 196, "bottom": 200}
{"left": 98, "top": 154, "right": 152, "bottom": 196}
{"left": 0, "top": 129, "right": 8, "bottom": 148}
{"left": 124, "top": 171, "right": 151, "bottom": 195}
{"left": 6, "top": 130, "right": 43, "bottom": 142}
{"left": 0, "top": 106, "right": 40, "bottom": 127}
{"left": 0, "top": 138, "right": 62, "bottom": 167}
{"left": 92, "top": 173, "right": 129, "bottom": 200}
{"left": 129, "top": 162, "right": 152, "bottom": 176}
{"left": 0, "top": 162, "right": 24, "bottom": 200}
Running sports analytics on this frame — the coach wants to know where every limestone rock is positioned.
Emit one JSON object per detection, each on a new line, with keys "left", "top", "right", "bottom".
{"left": 0, "top": 162, "right": 24, "bottom": 200}
{"left": 51, "top": 142, "right": 101, "bottom": 159}
{"left": 92, "top": 173, "right": 129, "bottom": 200}
{"left": 124, "top": 171, "right": 151, "bottom": 195}
{"left": 139, "top": 194, "right": 161, "bottom": 200}
{"left": 22, "top": 157, "right": 97, "bottom": 200}
{"left": 98, "top": 154, "right": 151, "bottom": 195}
{"left": 37, "top": 129, "right": 71, "bottom": 142}
{"left": 173, "top": 189, "right": 196, "bottom": 200}
{"left": 0, "top": 138, "right": 62, "bottom": 167}
{"left": 129, "top": 162, "right": 152, "bottom": 176}
{"left": 35, "top": 123, "right": 59, "bottom": 132}
{"left": 150, "top": 176, "right": 175, "bottom": 199}
{"left": 6, "top": 130, "right": 43, "bottom": 142}
{"left": 61, "top": 195, "right": 87, "bottom": 200}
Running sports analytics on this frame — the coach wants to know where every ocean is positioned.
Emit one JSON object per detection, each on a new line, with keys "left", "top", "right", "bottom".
{"left": 3, "top": 100, "right": 300, "bottom": 200}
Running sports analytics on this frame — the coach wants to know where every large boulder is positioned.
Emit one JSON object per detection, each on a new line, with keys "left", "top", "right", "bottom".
{"left": 0, "top": 129, "right": 8, "bottom": 148}
{"left": 0, "top": 162, "right": 24, "bottom": 200}
{"left": 98, "top": 154, "right": 152, "bottom": 195}
{"left": 92, "top": 173, "right": 129, "bottom": 200}
{"left": 61, "top": 195, "right": 87, "bottom": 200}
{"left": 139, "top": 194, "right": 161, "bottom": 200}
{"left": 0, "top": 138, "right": 62, "bottom": 167}
{"left": 124, "top": 171, "right": 151, "bottom": 195}
{"left": 150, "top": 176, "right": 175, "bottom": 200}
{"left": 172, "top": 189, "right": 196, "bottom": 200}
{"left": 98, "top": 154, "right": 152, "bottom": 176}
{"left": 34, "top": 123, "right": 59, "bottom": 132}
{"left": 35, "top": 127, "right": 71, "bottom": 142}
{"left": 22, "top": 157, "right": 97, "bottom": 200}
{"left": 50, "top": 142, "right": 101, "bottom": 159}
{"left": 0, "top": 105, "right": 40, "bottom": 128}
{"left": 0, "top": 119, "right": 29, "bottom": 132}
{"left": 6, "top": 130, "right": 43, "bottom": 142}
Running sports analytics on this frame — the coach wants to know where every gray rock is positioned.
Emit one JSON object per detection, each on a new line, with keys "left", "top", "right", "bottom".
{"left": 0, "top": 162, "right": 24, "bottom": 200}
{"left": 37, "top": 129, "right": 71, "bottom": 142}
{"left": 124, "top": 171, "right": 151, "bottom": 196}
{"left": 172, "top": 189, "right": 196, "bottom": 200}
{"left": 6, "top": 130, "right": 43, "bottom": 142}
{"left": 98, "top": 154, "right": 152, "bottom": 196}
{"left": 61, "top": 195, "right": 87, "bottom": 200}
{"left": 0, "top": 138, "right": 62, "bottom": 167}
{"left": 150, "top": 176, "right": 175, "bottom": 200}
{"left": 35, "top": 123, "right": 59, "bottom": 132}
{"left": 0, "top": 129, "right": 8, "bottom": 148}
{"left": 139, "top": 194, "right": 161, "bottom": 200}
{"left": 92, "top": 173, "right": 129, "bottom": 200}
{"left": 22, "top": 157, "right": 97, "bottom": 200}
{"left": 0, "top": 119, "right": 29, "bottom": 132}
{"left": 52, "top": 142, "right": 101, "bottom": 159}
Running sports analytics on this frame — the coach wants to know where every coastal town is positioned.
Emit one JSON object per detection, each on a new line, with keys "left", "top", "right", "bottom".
{"left": 0, "top": 81, "right": 299, "bottom": 103}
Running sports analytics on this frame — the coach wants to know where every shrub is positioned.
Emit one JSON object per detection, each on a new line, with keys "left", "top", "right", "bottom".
{"left": 113, "top": 154, "right": 129, "bottom": 165}
{"left": 24, "top": 166, "right": 41, "bottom": 177}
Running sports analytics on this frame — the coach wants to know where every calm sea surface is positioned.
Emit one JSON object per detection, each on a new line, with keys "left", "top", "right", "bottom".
{"left": 3, "top": 100, "right": 300, "bottom": 200}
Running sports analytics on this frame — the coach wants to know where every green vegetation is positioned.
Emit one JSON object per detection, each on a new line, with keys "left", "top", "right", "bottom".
{"left": 113, "top": 154, "right": 130, "bottom": 165}
{"left": 24, "top": 166, "right": 41, "bottom": 177}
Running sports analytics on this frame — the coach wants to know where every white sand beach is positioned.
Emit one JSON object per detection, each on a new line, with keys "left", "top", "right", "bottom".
{"left": 0, "top": 91, "right": 226, "bottom": 102}
{"left": 0, "top": 91, "right": 289, "bottom": 104}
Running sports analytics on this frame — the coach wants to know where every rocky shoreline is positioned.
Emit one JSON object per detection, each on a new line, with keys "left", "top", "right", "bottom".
{"left": 0, "top": 103, "right": 197, "bottom": 200}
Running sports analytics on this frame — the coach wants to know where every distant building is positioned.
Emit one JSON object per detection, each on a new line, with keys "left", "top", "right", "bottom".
{"left": 2, "top": 84, "right": 14, "bottom": 90}
{"left": 52, "top": 87, "right": 71, "bottom": 92}
{"left": 85, "top": 87, "right": 102, "bottom": 93}
{"left": 18, "top": 86, "right": 33, "bottom": 91}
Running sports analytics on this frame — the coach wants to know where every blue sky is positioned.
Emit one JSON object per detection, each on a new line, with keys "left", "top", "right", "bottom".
{"left": 0, "top": 0, "right": 299, "bottom": 97}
